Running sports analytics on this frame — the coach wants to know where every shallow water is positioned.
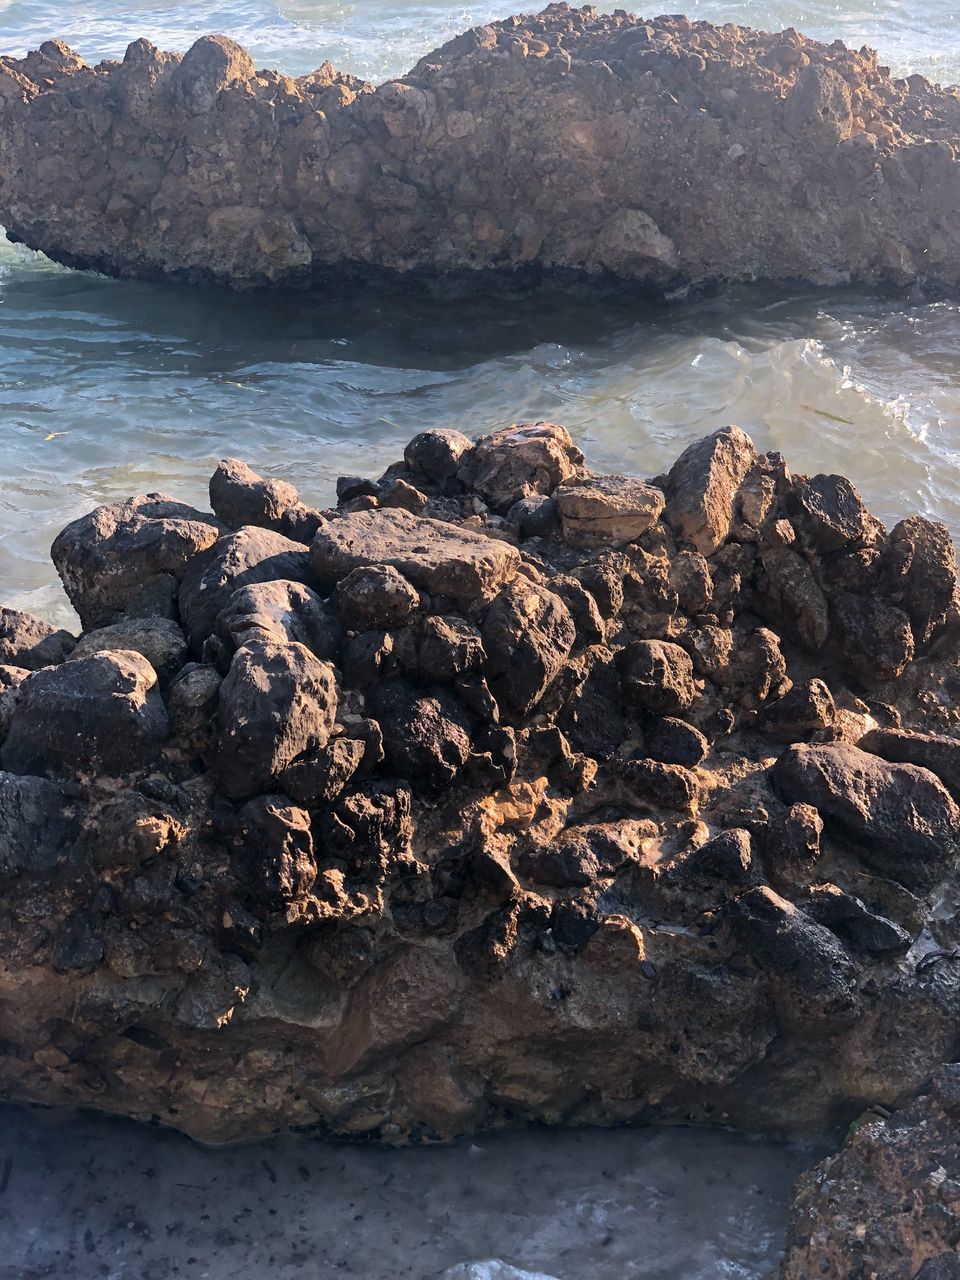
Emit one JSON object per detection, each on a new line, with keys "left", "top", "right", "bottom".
{"left": 0, "top": 1105, "right": 827, "bottom": 1280}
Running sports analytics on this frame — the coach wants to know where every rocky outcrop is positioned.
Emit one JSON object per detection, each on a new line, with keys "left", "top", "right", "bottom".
{"left": 2, "top": 419, "right": 960, "bottom": 1154}
{"left": 5, "top": 8, "right": 960, "bottom": 291}
{"left": 780, "top": 1066, "right": 960, "bottom": 1279}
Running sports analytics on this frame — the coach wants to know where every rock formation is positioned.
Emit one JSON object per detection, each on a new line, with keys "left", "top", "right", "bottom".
{"left": 2, "top": 419, "right": 960, "bottom": 1156}
{"left": 780, "top": 1066, "right": 960, "bottom": 1278}
{"left": 3, "top": 6, "right": 960, "bottom": 290}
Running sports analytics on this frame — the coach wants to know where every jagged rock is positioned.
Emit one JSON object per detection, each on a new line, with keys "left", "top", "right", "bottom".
{"left": 621, "top": 640, "right": 698, "bottom": 715}
{"left": 772, "top": 742, "right": 960, "bottom": 888}
{"left": 372, "top": 680, "right": 472, "bottom": 788}
{"left": 166, "top": 662, "right": 222, "bottom": 739}
{"left": 418, "top": 616, "right": 485, "bottom": 681}
{"left": 792, "top": 473, "right": 870, "bottom": 552}
{"left": 1, "top": 650, "right": 169, "bottom": 777}
{"left": 51, "top": 494, "right": 221, "bottom": 629}
{"left": 0, "top": 606, "right": 75, "bottom": 669}
{"left": 70, "top": 617, "right": 187, "bottom": 683}
{"left": 312, "top": 508, "right": 520, "bottom": 601}
{"left": 756, "top": 546, "right": 830, "bottom": 652}
{"left": 278, "top": 737, "right": 365, "bottom": 806}
{"left": 763, "top": 803, "right": 824, "bottom": 887}
{"left": 336, "top": 564, "right": 421, "bottom": 631}
{"left": 217, "top": 578, "right": 342, "bottom": 657}
{"left": 885, "top": 515, "right": 960, "bottom": 649}
{"left": 797, "top": 883, "right": 912, "bottom": 954}
{"left": 757, "top": 678, "right": 836, "bottom": 740}
{"left": 9, "top": 13, "right": 960, "bottom": 296}
{"left": 780, "top": 1068, "right": 960, "bottom": 1279}
{"left": 663, "top": 426, "right": 756, "bottom": 555}
{"left": 0, "top": 772, "right": 74, "bottom": 875}
{"left": 234, "top": 795, "right": 316, "bottom": 909}
{"left": 644, "top": 716, "right": 709, "bottom": 767}
{"left": 215, "top": 639, "right": 338, "bottom": 799}
{"left": 404, "top": 428, "right": 473, "bottom": 481}
{"left": 556, "top": 475, "right": 664, "bottom": 548}
{"left": 179, "top": 527, "right": 313, "bottom": 649}
{"left": 481, "top": 580, "right": 575, "bottom": 720}
{"left": 860, "top": 726, "right": 960, "bottom": 799}
{"left": 209, "top": 458, "right": 299, "bottom": 532}
{"left": 460, "top": 423, "right": 585, "bottom": 513}
{"left": 832, "top": 591, "right": 915, "bottom": 682}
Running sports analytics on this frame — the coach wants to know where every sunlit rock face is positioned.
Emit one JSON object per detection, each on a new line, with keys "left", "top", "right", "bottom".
{"left": 1, "top": 419, "right": 960, "bottom": 1147}
{"left": 3, "top": 8, "right": 960, "bottom": 291}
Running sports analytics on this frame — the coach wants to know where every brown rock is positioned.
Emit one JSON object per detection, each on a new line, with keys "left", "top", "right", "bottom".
{"left": 461, "top": 422, "right": 585, "bottom": 512}
{"left": 664, "top": 426, "right": 757, "bottom": 555}
{"left": 556, "top": 474, "right": 664, "bottom": 548}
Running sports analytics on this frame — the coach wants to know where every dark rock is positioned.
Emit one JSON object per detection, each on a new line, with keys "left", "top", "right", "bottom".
{"left": 557, "top": 646, "right": 623, "bottom": 759}
{"left": 0, "top": 771, "right": 74, "bottom": 875}
{"left": 336, "top": 475, "right": 379, "bottom": 504}
{"left": 832, "top": 591, "right": 914, "bottom": 683}
{"left": 179, "top": 527, "right": 313, "bottom": 649}
{"left": 621, "top": 639, "right": 697, "bottom": 715}
{"left": 278, "top": 736, "right": 365, "bottom": 806}
{"left": 70, "top": 617, "right": 187, "bottom": 683}
{"left": 669, "top": 551, "right": 712, "bottom": 616}
{"left": 1, "top": 650, "right": 169, "bottom": 777}
{"left": 884, "top": 515, "right": 960, "bottom": 649}
{"left": 763, "top": 802, "right": 824, "bottom": 887}
{"left": 372, "top": 680, "right": 472, "bottom": 788}
{"left": 793, "top": 473, "right": 869, "bottom": 551}
{"left": 217, "top": 578, "right": 342, "bottom": 657}
{"left": 336, "top": 564, "right": 421, "bottom": 631}
{"left": 644, "top": 716, "right": 708, "bottom": 766}
{"left": 772, "top": 742, "right": 960, "bottom": 889}
{"left": 797, "top": 883, "right": 912, "bottom": 953}
{"left": 404, "top": 428, "right": 472, "bottom": 481}
{"left": 215, "top": 639, "right": 338, "bottom": 800}
{"left": 418, "top": 615, "right": 485, "bottom": 681}
{"left": 519, "top": 839, "right": 600, "bottom": 888}
{"left": 663, "top": 426, "right": 756, "bottom": 555}
{"left": 51, "top": 494, "right": 221, "bottom": 629}
{"left": 622, "top": 758, "right": 700, "bottom": 812}
{"left": 860, "top": 726, "right": 960, "bottom": 799}
{"left": 166, "top": 662, "right": 222, "bottom": 739}
{"left": 235, "top": 795, "right": 316, "bottom": 908}
{"left": 756, "top": 546, "right": 830, "bottom": 652}
{"left": 312, "top": 508, "right": 519, "bottom": 601}
{"left": 340, "top": 628, "right": 416, "bottom": 688}
{"left": 550, "top": 576, "right": 605, "bottom": 646}
{"left": 756, "top": 678, "right": 835, "bottom": 740}
{"left": 209, "top": 457, "right": 299, "bottom": 531}
{"left": 0, "top": 606, "right": 75, "bottom": 669}
{"left": 482, "top": 580, "right": 575, "bottom": 721}
{"left": 506, "top": 494, "right": 559, "bottom": 539}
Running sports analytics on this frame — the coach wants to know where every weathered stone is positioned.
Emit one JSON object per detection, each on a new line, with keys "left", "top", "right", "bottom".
{"left": 166, "top": 662, "right": 222, "bottom": 738}
{"left": 217, "top": 578, "right": 342, "bottom": 657}
{"left": 418, "top": 616, "right": 485, "bottom": 681}
{"left": 884, "top": 515, "right": 960, "bottom": 649}
{"left": 278, "top": 736, "right": 365, "bottom": 806}
{"left": 481, "top": 580, "right": 575, "bottom": 720}
{"left": 180, "top": 527, "right": 313, "bottom": 649}
{"left": 51, "top": 494, "right": 221, "bottom": 629}
{"left": 372, "top": 679, "right": 472, "bottom": 788}
{"left": 1, "top": 650, "right": 169, "bottom": 777}
{"left": 793, "top": 473, "right": 869, "bottom": 552}
{"left": 234, "top": 795, "right": 316, "bottom": 909}
{"left": 860, "top": 726, "right": 960, "bottom": 800}
{"left": 404, "top": 428, "right": 473, "bottom": 481}
{"left": 772, "top": 742, "right": 960, "bottom": 888}
{"left": 832, "top": 592, "right": 915, "bottom": 683}
{"left": 336, "top": 564, "right": 421, "bottom": 631}
{"left": 756, "top": 678, "right": 835, "bottom": 740}
{"left": 0, "top": 771, "right": 73, "bottom": 876}
{"left": 663, "top": 426, "right": 757, "bottom": 555}
{"left": 215, "top": 639, "right": 338, "bottom": 799}
{"left": 621, "top": 640, "right": 697, "bottom": 715}
{"left": 763, "top": 802, "right": 824, "bottom": 887}
{"left": 312, "top": 508, "right": 519, "bottom": 601}
{"left": 644, "top": 716, "right": 708, "bottom": 766}
{"left": 70, "top": 617, "right": 187, "bottom": 683}
{"left": 379, "top": 477, "right": 429, "bottom": 515}
{"left": 756, "top": 546, "right": 830, "bottom": 652}
{"left": 0, "top": 606, "right": 75, "bottom": 669}
{"left": 461, "top": 423, "right": 585, "bottom": 512}
{"left": 209, "top": 457, "right": 299, "bottom": 532}
{"left": 797, "top": 883, "right": 912, "bottom": 954}
{"left": 556, "top": 475, "right": 664, "bottom": 548}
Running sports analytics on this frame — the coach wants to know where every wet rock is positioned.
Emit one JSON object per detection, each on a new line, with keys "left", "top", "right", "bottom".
{"left": 663, "top": 426, "right": 757, "bottom": 555}
{"left": 209, "top": 457, "right": 299, "bottom": 532}
{"left": 51, "top": 494, "right": 221, "bottom": 629}
{"left": 644, "top": 716, "right": 709, "bottom": 766}
{"left": 404, "top": 428, "right": 473, "bottom": 481}
{"left": 461, "top": 423, "right": 585, "bottom": 513}
{"left": 372, "top": 680, "right": 472, "bottom": 789}
{"left": 556, "top": 475, "right": 664, "bottom": 548}
{"left": 860, "top": 726, "right": 960, "bottom": 799}
{"left": 1, "top": 650, "right": 168, "bottom": 778}
{"left": 772, "top": 742, "right": 960, "bottom": 889}
{"left": 70, "top": 617, "right": 187, "bottom": 683}
{"left": 312, "top": 508, "right": 520, "bottom": 601}
{"left": 179, "top": 527, "right": 313, "bottom": 649}
{"left": 756, "top": 678, "right": 835, "bottom": 740}
{"left": 832, "top": 591, "right": 915, "bottom": 682}
{"left": 216, "top": 639, "right": 338, "bottom": 799}
{"left": 217, "top": 578, "right": 342, "bottom": 657}
{"left": 336, "top": 564, "right": 421, "bottom": 631}
{"left": 481, "top": 580, "right": 575, "bottom": 720}
{"left": 0, "top": 771, "right": 74, "bottom": 875}
{"left": 621, "top": 640, "right": 698, "bottom": 715}
{"left": 0, "top": 606, "right": 75, "bottom": 669}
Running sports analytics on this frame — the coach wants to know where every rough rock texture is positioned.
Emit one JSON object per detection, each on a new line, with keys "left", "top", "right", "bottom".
{"left": 7, "top": 10, "right": 960, "bottom": 291}
{"left": 780, "top": 1066, "right": 960, "bottom": 1279}
{"left": 2, "top": 420, "right": 960, "bottom": 1167}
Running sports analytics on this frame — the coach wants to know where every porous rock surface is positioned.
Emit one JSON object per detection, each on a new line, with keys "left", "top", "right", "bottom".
{"left": 2, "top": 420, "right": 960, "bottom": 1152}
{"left": 779, "top": 1065, "right": 960, "bottom": 1279}
{"left": 4, "top": 7, "right": 960, "bottom": 290}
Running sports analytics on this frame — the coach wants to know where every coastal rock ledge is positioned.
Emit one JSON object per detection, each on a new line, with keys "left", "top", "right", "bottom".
{"left": 3, "top": 6, "right": 960, "bottom": 290}
{"left": 2, "top": 419, "right": 960, "bottom": 1185}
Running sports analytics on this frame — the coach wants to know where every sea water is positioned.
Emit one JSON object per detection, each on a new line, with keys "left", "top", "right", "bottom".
{"left": 0, "top": 0, "right": 956, "bottom": 1274}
